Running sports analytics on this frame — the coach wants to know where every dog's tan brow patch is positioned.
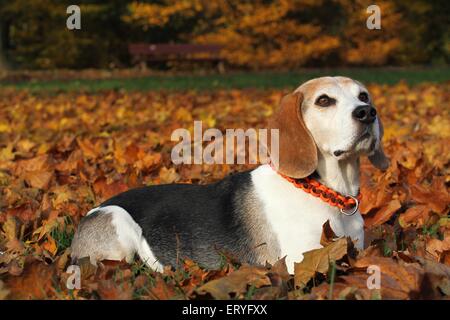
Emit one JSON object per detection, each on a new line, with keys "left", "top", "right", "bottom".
{"left": 296, "top": 80, "right": 330, "bottom": 100}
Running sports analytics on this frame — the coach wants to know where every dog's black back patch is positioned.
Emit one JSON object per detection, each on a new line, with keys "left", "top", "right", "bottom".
{"left": 100, "top": 170, "right": 256, "bottom": 268}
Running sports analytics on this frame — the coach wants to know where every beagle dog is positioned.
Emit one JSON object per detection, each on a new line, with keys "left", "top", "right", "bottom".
{"left": 70, "top": 76, "right": 389, "bottom": 273}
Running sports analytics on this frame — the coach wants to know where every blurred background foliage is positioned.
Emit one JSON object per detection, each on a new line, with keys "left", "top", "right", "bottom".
{"left": 0, "top": 0, "right": 448, "bottom": 70}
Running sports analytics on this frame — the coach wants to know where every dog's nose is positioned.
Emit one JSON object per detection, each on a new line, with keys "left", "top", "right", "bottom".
{"left": 352, "top": 105, "right": 377, "bottom": 124}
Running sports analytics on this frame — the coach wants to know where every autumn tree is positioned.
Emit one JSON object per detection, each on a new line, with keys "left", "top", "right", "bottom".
{"left": 392, "top": 0, "right": 450, "bottom": 65}
{"left": 339, "top": 0, "right": 405, "bottom": 66}
{"left": 0, "top": 0, "right": 447, "bottom": 69}
{"left": 0, "top": 0, "right": 130, "bottom": 69}
{"left": 124, "top": 0, "right": 448, "bottom": 69}
{"left": 125, "top": 0, "right": 343, "bottom": 69}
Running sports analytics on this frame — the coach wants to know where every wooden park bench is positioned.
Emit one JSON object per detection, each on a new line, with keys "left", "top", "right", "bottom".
{"left": 128, "top": 43, "right": 225, "bottom": 72}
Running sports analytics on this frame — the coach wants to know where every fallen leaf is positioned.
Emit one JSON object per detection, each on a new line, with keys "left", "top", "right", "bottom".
{"left": 294, "top": 237, "right": 348, "bottom": 289}
{"left": 159, "top": 167, "right": 180, "bottom": 184}
{"left": 410, "top": 178, "right": 450, "bottom": 214}
{"left": 364, "top": 199, "right": 402, "bottom": 228}
{"left": 23, "top": 170, "right": 53, "bottom": 189}
{"left": 42, "top": 235, "right": 58, "bottom": 256}
{"left": 270, "top": 256, "right": 291, "bottom": 281}
{"left": 399, "top": 205, "right": 432, "bottom": 228}
{"left": 197, "top": 265, "right": 271, "bottom": 299}
{"left": 426, "top": 235, "right": 450, "bottom": 263}
{"left": 351, "top": 256, "right": 424, "bottom": 299}
{"left": 93, "top": 178, "right": 128, "bottom": 200}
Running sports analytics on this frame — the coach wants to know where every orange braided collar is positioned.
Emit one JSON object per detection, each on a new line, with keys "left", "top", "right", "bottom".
{"left": 270, "top": 165, "right": 362, "bottom": 216}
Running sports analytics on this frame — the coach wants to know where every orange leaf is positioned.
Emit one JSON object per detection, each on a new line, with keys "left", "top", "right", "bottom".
{"left": 43, "top": 235, "right": 58, "bottom": 256}
{"left": 411, "top": 178, "right": 450, "bottom": 214}
{"left": 23, "top": 170, "right": 53, "bottom": 189}
{"left": 364, "top": 199, "right": 402, "bottom": 228}
{"left": 93, "top": 178, "right": 128, "bottom": 200}
{"left": 399, "top": 205, "right": 432, "bottom": 228}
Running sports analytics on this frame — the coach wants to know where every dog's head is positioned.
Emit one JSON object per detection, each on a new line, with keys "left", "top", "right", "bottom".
{"left": 269, "top": 76, "right": 389, "bottom": 178}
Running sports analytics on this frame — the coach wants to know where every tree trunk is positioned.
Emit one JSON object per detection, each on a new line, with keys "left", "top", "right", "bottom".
{"left": 0, "top": 21, "right": 10, "bottom": 70}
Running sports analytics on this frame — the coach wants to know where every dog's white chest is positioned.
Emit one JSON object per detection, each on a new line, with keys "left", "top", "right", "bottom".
{"left": 251, "top": 165, "right": 364, "bottom": 273}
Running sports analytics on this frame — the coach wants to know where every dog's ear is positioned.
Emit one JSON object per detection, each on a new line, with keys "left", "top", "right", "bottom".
{"left": 268, "top": 92, "right": 318, "bottom": 178}
{"left": 368, "top": 117, "right": 390, "bottom": 170}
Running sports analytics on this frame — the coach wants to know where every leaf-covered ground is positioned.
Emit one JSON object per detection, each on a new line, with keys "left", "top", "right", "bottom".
{"left": 0, "top": 82, "right": 449, "bottom": 299}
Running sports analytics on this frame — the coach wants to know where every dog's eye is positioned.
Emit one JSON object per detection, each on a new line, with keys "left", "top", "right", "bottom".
{"left": 315, "top": 95, "right": 334, "bottom": 107}
{"left": 358, "top": 92, "right": 369, "bottom": 103}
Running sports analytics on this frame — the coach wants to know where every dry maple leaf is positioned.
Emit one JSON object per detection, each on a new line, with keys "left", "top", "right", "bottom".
{"left": 312, "top": 251, "right": 434, "bottom": 300}
{"left": 42, "top": 234, "right": 58, "bottom": 256}
{"left": 399, "top": 205, "right": 432, "bottom": 228}
{"left": 364, "top": 199, "right": 402, "bottom": 228}
{"left": 270, "top": 256, "right": 291, "bottom": 282}
{"left": 350, "top": 256, "right": 424, "bottom": 299}
{"left": 294, "top": 237, "right": 349, "bottom": 289}
{"left": 93, "top": 177, "right": 128, "bottom": 201}
{"left": 425, "top": 233, "right": 450, "bottom": 263}
{"left": 410, "top": 178, "right": 450, "bottom": 214}
{"left": 196, "top": 264, "right": 271, "bottom": 299}
{"left": 22, "top": 170, "right": 53, "bottom": 189}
